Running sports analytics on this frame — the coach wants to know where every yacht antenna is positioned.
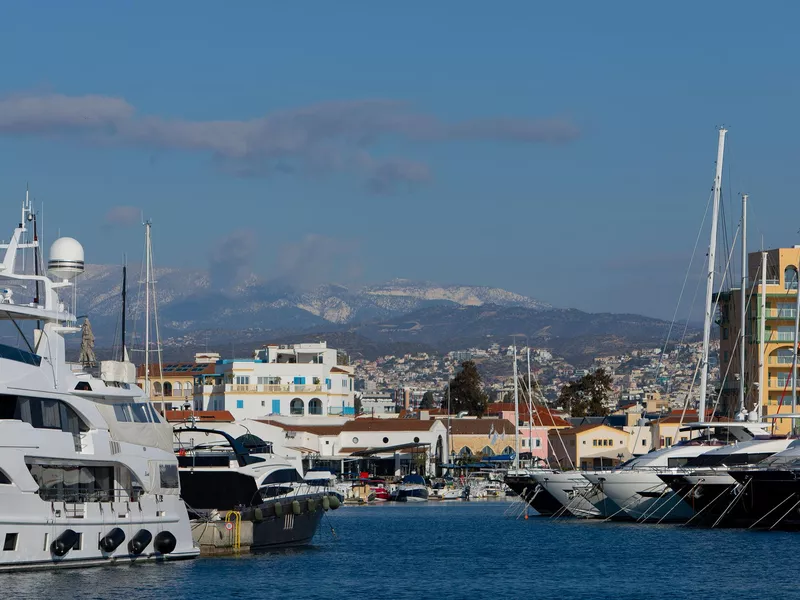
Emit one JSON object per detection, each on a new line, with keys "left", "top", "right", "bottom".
{"left": 738, "top": 194, "right": 747, "bottom": 418}
{"left": 699, "top": 127, "right": 727, "bottom": 423}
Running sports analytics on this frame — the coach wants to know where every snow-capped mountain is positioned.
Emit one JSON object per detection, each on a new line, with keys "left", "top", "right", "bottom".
{"left": 74, "top": 266, "right": 550, "bottom": 342}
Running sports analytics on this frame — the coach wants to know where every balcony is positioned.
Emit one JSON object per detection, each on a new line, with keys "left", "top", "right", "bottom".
{"left": 196, "top": 383, "right": 325, "bottom": 395}
{"left": 764, "top": 308, "right": 798, "bottom": 319}
{"left": 769, "top": 356, "right": 796, "bottom": 365}
{"left": 769, "top": 378, "right": 799, "bottom": 389}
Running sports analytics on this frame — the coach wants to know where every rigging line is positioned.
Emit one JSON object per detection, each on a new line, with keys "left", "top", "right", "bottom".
{"left": 7, "top": 312, "right": 35, "bottom": 354}
{"left": 702, "top": 221, "right": 740, "bottom": 422}
{"left": 653, "top": 189, "right": 715, "bottom": 389}
{"left": 529, "top": 363, "right": 572, "bottom": 469}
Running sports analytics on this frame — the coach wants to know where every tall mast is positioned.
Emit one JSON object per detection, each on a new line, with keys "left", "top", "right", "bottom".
{"left": 738, "top": 194, "right": 747, "bottom": 417}
{"left": 699, "top": 127, "right": 727, "bottom": 423}
{"left": 144, "top": 221, "right": 151, "bottom": 398}
{"left": 526, "top": 347, "right": 533, "bottom": 463}
{"left": 513, "top": 344, "right": 520, "bottom": 470}
{"left": 758, "top": 251, "right": 767, "bottom": 421}
{"left": 121, "top": 259, "right": 127, "bottom": 361}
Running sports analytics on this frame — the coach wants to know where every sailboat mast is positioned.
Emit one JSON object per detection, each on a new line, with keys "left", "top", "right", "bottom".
{"left": 526, "top": 347, "right": 533, "bottom": 462}
{"left": 758, "top": 251, "right": 766, "bottom": 421}
{"left": 513, "top": 344, "right": 520, "bottom": 470}
{"left": 698, "top": 127, "right": 727, "bottom": 423}
{"left": 144, "top": 221, "right": 151, "bottom": 398}
{"left": 738, "top": 194, "right": 747, "bottom": 417}
{"left": 121, "top": 260, "right": 127, "bottom": 360}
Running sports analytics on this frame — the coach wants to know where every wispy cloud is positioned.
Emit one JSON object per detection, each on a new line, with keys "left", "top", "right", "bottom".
{"left": 273, "top": 234, "right": 362, "bottom": 290}
{"left": 0, "top": 92, "right": 580, "bottom": 191}
{"left": 208, "top": 228, "right": 258, "bottom": 288}
{"left": 104, "top": 205, "right": 141, "bottom": 226}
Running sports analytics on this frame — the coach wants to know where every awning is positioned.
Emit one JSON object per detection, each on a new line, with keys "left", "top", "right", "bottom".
{"left": 348, "top": 442, "right": 430, "bottom": 457}
{"left": 485, "top": 454, "right": 515, "bottom": 462}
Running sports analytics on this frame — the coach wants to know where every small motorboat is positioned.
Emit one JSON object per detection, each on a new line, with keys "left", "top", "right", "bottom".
{"left": 391, "top": 474, "right": 429, "bottom": 502}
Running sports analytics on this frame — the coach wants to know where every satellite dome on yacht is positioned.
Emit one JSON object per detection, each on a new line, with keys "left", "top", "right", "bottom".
{"left": 47, "top": 236, "right": 84, "bottom": 280}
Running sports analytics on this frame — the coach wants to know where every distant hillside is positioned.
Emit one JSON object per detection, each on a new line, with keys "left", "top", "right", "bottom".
{"left": 71, "top": 265, "right": 694, "bottom": 364}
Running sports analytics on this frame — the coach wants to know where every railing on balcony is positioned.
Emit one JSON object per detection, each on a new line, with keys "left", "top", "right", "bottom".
{"left": 769, "top": 355, "right": 796, "bottom": 365}
{"left": 195, "top": 383, "right": 325, "bottom": 394}
{"left": 770, "top": 378, "right": 798, "bottom": 388}
{"left": 764, "top": 308, "right": 798, "bottom": 319}
{"left": 772, "top": 332, "right": 797, "bottom": 342}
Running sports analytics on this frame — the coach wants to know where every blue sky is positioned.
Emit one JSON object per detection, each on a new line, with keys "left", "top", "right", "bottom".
{"left": 1, "top": 1, "right": 799, "bottom": 319}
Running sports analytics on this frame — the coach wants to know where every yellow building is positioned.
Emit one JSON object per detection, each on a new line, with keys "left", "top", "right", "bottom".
{"left": 548, "top": 424, "right": 630, "bottom": 470}
{"left": 718, "top": 247, "right": 800, "bottom": 434}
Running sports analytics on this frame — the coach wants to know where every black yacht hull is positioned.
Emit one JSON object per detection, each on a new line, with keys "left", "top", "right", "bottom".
{"left": 180, "top": 470, "right": 259, "bottom": 513}
{"left": 728, "top": 470, "right": 800, "bottom": 530}
{"left": 659, "top": 474, "right": 738, "bottom": 527}
{"left": 504, "top": 475, "right": 563, "bottom": 516}
{"left": 243, "top": 493, "right": 328, "bottom": 549}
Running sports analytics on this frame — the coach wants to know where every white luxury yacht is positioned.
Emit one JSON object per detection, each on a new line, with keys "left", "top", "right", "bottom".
{"left": 583, "top": 422, "right": 770, "bottom": 522}
{"left": 0, "top": 200, "right": 197, "bottom": 570}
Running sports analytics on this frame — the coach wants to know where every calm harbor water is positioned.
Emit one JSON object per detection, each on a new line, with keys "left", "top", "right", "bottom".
{"left": 3, "top": 500, "right": 798, "bottom": 600}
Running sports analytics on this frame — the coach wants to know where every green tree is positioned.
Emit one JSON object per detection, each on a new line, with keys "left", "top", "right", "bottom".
{"left": 558, "top": 369, "right": 613, "bottom": 417}
{"left": 445, "top": 361, "right": 489, "bottom": 417}
{"left": 354, "top": 395, "right": 362, "bottom": 415}
{"left": 420, "top": 391, "right": 436, "bottom": 410}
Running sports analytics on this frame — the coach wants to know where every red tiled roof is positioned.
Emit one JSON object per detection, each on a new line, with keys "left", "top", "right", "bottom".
{"left": 448, "top": 419, "right": 515, "bottom": 436}
{"left": 165, "top": 410, "right": 234, "bottom": 423}
{"left": 485, "top": 403, "right": 571, "bottom": 428}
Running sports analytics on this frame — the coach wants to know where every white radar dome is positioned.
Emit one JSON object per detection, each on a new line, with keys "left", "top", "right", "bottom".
{"left": 48, "top": 237, "right": 85, "bottom": 280}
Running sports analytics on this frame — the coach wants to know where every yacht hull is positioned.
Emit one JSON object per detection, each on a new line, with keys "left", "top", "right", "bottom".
{"left": 504, "top": 475, "right": 562, "bottom": 516}
{"left": 594, "top": 471, "right": 694, "bottom": 522}
{"left": 531, "top": 472, "right": 600, "bottom": 518}
{"left": 728, "top": 470, "right": 800, "bottom": 530}
{"left": 0, "top": 494, "right": 198, "bottom": 571}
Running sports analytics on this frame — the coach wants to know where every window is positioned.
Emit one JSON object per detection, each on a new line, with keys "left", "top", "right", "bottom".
{"left": 294, "top": 377, "right": 306, "bottom": 385}
{"left": 535, "top": 439, "right": 541, "bottom": 448}
{"left": 786, "top": 266, "right": 798, "bottom": 290}
{"left": 261, "top": 400, "right": 265, "bottom": 407}
{"left": 593, "top": 439, "right": 598, "bottom": 446}
{"left": 0, "top": 470, "right": 10, "bottom": 484}
{"left": 174, "top": 382, "right": 183, "bottom": 396}
{"left": 642, "top": 439, "right": 647, "bottom": 447}
{"left": 290, "top": 398, "right": 304, "bottom": 415}
{"left": 159, "top": 464, "right": 179, "bottom": 489}
{"left": 73, "top": 533, "right": 82, "bottom": 551}
{"left": 722, "top": 328, "right": 729, "bottom": 340}
{"left": 0, "top": 395, "right": 89, "bottom": 434}
{"left": 113, "top": 404, "right": 131, "bottom": 422}
{"left": 352, "top": 437, "right": 359, "bottom": 444}
{"left": 665, "top": 437, "right": 673, "bottom": 446}
{"left": 313, "top": 377, "right": 320, "bottom": 385}
{"left": 235, "top": 376, "right": 250, "bottom": 385}
{"left": 383, "top": 437, "right": 389, "bottom": 444}
{"left": 236, "top": 400, "right": 244, "bottom": 409}
{"left": 342, "top": 379, "right": 348, "bottom": 389}
{"left": 3, "top": 533, "right": 17, "bottom": 551}
{"left": 163, "top": 382, "right": 172, "bottom": 397}
{"left": 325, "top": 378, "right": 331, "bottom": 390}
{"left": 28, "top": 463, "right": 118, "bottom": 502}
{"left": 414, "top": 437, "right": 420, "bottom": 443}
{"left": 129, "top": 403, "right": 150, "bottom": 423}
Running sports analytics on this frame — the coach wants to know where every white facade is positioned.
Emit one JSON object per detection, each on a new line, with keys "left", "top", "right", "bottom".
{"left": 193, "top": 342, "right": 356, "bottom": 420}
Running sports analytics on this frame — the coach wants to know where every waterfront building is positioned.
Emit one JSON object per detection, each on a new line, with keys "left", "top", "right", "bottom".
{"left": 136, "top": 358, "right": 215, "bottom": 411}
{"left": 360, "top": 392, "right": 398, "bottom": 417}
{"left": 192, "top": 342, "right": 356, "bottom": 420}
{"left": 548, "top": 424, "right": 631, "bottom": 470}
{"left": 717, "top": 247, "right": 800, "bottom": 433}
{"left": 446, "top": 418, "right": 520, "bottom": 461}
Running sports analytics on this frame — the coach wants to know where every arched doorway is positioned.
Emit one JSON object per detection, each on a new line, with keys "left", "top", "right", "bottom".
{"left": 308, "top": 398, "right": 323, "bottom": 415}
{"left": 290, "top": 398, "right": 305, "bottom": 415}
